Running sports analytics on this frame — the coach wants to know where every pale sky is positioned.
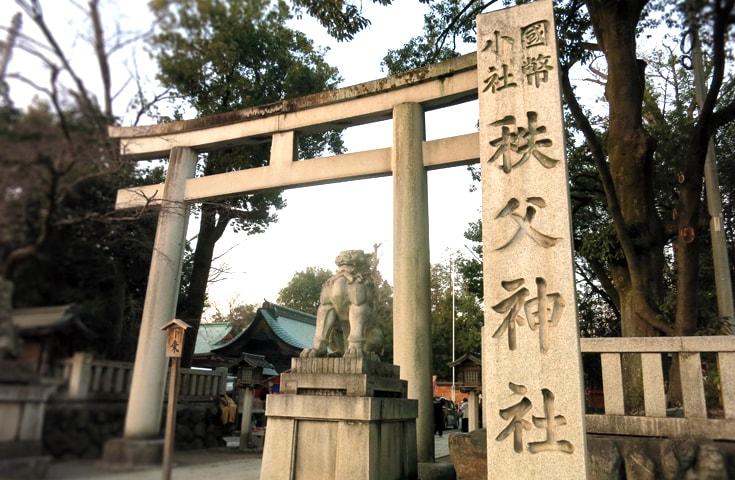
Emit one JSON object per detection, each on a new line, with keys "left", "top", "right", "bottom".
{"left": 4, "top": 0, "right": 486, "bottom": 318}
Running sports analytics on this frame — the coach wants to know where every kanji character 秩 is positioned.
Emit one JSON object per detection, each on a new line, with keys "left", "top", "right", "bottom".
{"left": 487, "top": 112, "right": 559, "bottom": 172}
{"left": 516, "top": 111, "right": 559, "bottom": 170}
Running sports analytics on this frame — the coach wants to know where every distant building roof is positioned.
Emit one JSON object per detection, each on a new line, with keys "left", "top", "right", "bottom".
{"left": 12, "top": 304, "right": 94, "bottom": 337}
{"left": 194, "top": 322, "right": 233, "bottom": 355}
{"left": 240, "top": 353, "right": 278, "bottom": 377}
{"left": 447, "top": 353, "right": 481, "bottom": 368}
{"left": 209, "top": 300, "right": 316, "bottom": 372}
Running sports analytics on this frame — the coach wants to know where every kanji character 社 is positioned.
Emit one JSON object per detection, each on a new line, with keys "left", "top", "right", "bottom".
{"left": 528, "top": 388, "right": 574, "bottom": 454}
{"left": 496, "top": 383, "right": 533, "bottom": 453}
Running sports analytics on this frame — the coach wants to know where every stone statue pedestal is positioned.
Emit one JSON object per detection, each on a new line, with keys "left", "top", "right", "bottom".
{"left": 0, "top": 367, "right": 56, "bottom": 480}
{"left": 260, "top": 357, "right": 418, "bottom": 480}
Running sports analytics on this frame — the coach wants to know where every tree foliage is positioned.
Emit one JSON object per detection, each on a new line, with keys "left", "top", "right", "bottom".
{"left": 379, "top": 0, "right": 735, "bottom": 345}
{"left": 1, "top": 0, "right": 158, "bottom": 361}
{"left": 430, "top": 262, "right": 483, "bottom": 379}
{"left": 149, "top": 0, "right": 345, "bottom": 365}
{"left": 277, "top": 267, "right": 334, "bottom": 314}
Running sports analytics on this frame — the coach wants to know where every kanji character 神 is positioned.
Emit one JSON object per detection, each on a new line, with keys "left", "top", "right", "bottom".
{"left": 491, "top": 277, "right": 565, "bottom": 352}
{"left": 524, "top": 277, "right": 565, "bottom": 353}
{"left": 491, "top": 278, "right": 530, "bottom": 350}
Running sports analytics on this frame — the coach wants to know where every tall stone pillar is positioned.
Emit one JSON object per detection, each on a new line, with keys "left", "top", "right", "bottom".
{"left": 239, "top": 387, "right": 254, "bottom": 451}
{"left": 468, "top": 391, "right": 479, "bottom": 432}
{"left": 391, "top": 102, "right": 434, "bottom": 462}
{"left": 124, "top": 147, "right": 197, "bottom": 439}
{"left": 478, "top": 1, "right": 588, "bottom": 478}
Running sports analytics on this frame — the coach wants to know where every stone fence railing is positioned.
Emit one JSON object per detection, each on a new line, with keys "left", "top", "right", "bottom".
{"left": 52, "top": 352, "right": 227, "bottom": 402}
{"left": 580, "top": 336, "right": 735, "bottom": 440}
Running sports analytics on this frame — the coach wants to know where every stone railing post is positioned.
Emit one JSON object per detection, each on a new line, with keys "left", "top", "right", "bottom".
{"left": 123, "top": 147, "right": 197, "bottom": 439}
{"left": 68, "top": 352, "right": 93, "bottom": 400}
{"left": 468, "top": 391, "right": 480, "bottom": 432}
{"left": 215, "top": 367, "right": 228, "bottom": 396}
{"left": 391, "top": 102, "right": 434, "bottom": 463}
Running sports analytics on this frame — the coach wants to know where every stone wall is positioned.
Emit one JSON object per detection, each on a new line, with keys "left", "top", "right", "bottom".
{"left": 449, "top": 430, "right": 735, "bottom": 480}
{"left": 586, "top": 435, "right": 734, "bottom": 480}
{"left": 42, "top": 401, "right": 229, "bottom": 459}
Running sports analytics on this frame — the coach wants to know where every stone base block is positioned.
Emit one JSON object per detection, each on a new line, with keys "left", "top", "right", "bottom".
{"left": 101, "top": 437, "right": 163, "bottom": 467}
{"left": 283, "top": 358, "right": 408, "bottom": 398}
{"left": 417, "top": 462, "right": 456, "bottom": 480}
{"left": 0, "top": 455, "right": 51, "bottom": 480}
{"left": 261, "top": 394, "right": 418, "bottom": 480}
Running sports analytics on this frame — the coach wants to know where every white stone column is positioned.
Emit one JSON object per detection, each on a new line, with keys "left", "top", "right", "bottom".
{"left": 123, "top": 147, "right": 197, "bottom": 439}
{"left": 391, "top": 102, "right": 434, "bottom": 463}
{"left": 239, "top": 387, "right": 254, "bottom": 451}
{"left": 468, "top": 391, "right": 479, "bottom": 432}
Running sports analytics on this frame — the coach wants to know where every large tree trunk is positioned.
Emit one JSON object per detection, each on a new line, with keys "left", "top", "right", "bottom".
{"left": 0, "top": 277, "right": 18, "bottom": 359}
{"left": 178, "top": 204, "right": 230, "bottom": 367}
{"left": 586, "top": 0, "right": 677, "bottom": 412}
{"left": 587, "top": 0, "right": 668, "bottom": 329}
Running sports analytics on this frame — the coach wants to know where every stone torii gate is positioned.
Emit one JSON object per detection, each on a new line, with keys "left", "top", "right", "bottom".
{"left": 110, "top": 1, "right": 588, "bottom": 476}
{"left": 110, "top": 53, "right": 478, "bottom": 464}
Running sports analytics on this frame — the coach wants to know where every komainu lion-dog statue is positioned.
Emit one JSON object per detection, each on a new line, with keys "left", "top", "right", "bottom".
{"left": 300, "top": 249, "right": 383, "bottom": 359}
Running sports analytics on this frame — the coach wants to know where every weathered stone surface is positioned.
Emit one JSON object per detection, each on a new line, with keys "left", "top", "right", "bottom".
{"left": 478, "top": 1, "right": 587, "bottom": 477}
{"left": 660, "top": 440, "right": 683, "bottom": 480}
{"left": 448, "top": 429, "right": 487, "bottom": 480}
{"left": 393, "top": 101, "right": 434, "bottom": 463}
{"left": 418, "top": 461, "right": 456, "bottom": 480}
{"left": 300, "top": 250, "right": 382, "bottom": 359}
{"left": 122, "top": 147, "right": 196, "bottom": 439}
{"left": 261, "top": 385, "right": 418, "bottom": 479}
{"left": 0, "top": 455, "right": 51, "bottom": 480}
{"left": 47, "top": 402, "right": 225, "bottom": 460}
{"left": 586, "top": 437, "right": 621, "bottom": 480}
{"left": 684, "top": 444, "right": 727, "bottom": 480}
{"left": 676, "top": 439, "right": 699, "bottom": 471}
{"left": 101, "top": 438, "right": 163, "bottom": 467}
{"left": 281, "top": 370, "right": 407, "bottom": 398}
{"left": 290, "top": 357, "right": 400, "bottom": 377}
{"left": 624, "top": 448, "right": 657, "bottom": 480}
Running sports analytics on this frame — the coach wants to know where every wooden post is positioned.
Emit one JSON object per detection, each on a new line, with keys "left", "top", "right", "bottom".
{"left": 162, "top": 357, "right": 180, "bottom": 480}
{"left": 160, "top": 319, "right": 190, "bottom": 480}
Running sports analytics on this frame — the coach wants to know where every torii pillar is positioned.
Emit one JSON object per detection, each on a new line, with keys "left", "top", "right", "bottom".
{"left": 104, "top": 147, "right": 196, "bottom": 464}
{"left": 392, "top": 102, "right": 434, "bottom": 463}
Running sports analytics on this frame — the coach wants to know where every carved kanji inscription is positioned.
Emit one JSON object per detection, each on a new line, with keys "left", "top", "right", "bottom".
{"left": 492, "top": 277, "right": 565, "bottom": 353}
{"left": 496, "top": 383, "right": 574, "bottom": 455}
{"left": 488, "top": 112, "right": 560, "bottom": 173}
{"left": 495, "top": 197, "right": 560, "bottom": 250}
